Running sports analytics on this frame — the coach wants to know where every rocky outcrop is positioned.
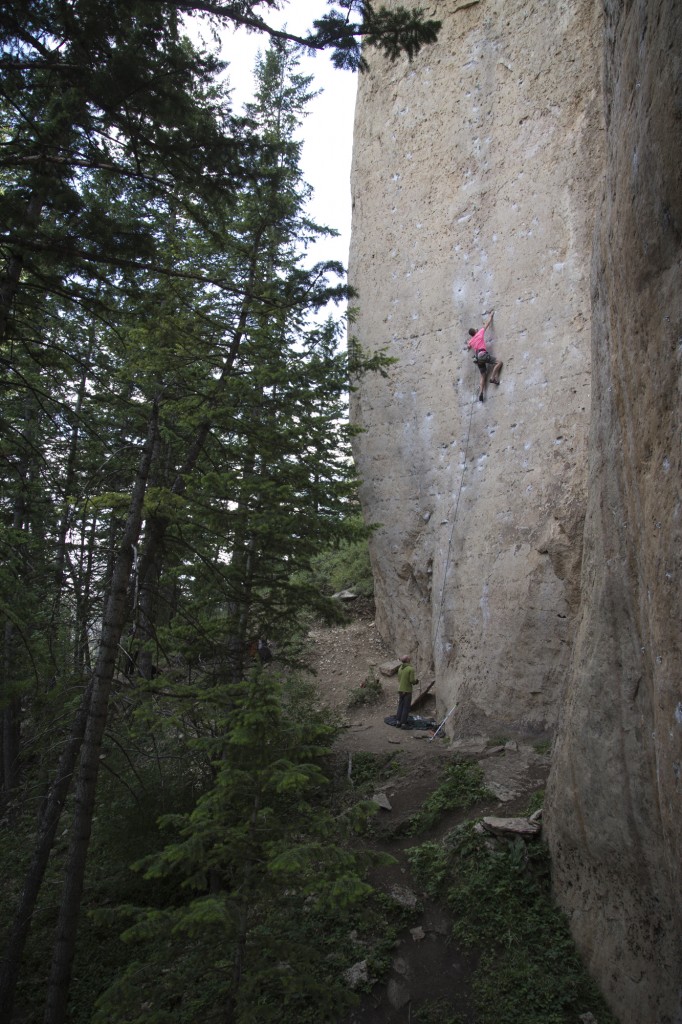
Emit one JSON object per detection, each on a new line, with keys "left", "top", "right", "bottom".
{"left": 349, "top": 0, "right": 603, "bottom": 737}
{"left": 349, "top": 0, "right": 681, "bottom": 1020}
{"left": 545, "top": 3, "right": 682, "bottom": 1022}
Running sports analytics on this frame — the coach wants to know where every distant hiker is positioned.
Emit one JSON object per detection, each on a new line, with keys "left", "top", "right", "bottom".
{"left": 257, "top": 638, "right": 273, "bottom": 664}
{"left": 396, "top": 655, "right": 417, "bottom": 728}
{"left": 467, "top": 310, "right": 502, "bottom": 402}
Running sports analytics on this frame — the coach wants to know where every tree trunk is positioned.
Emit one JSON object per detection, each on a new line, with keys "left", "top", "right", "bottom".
{"left": 0, "top": 680, "right": 94, "bottom": 1022}
{"left": 225, "top": 790, "right": 260, "bottom": 1024}
{"left": 2, "top": 483, "right": 28, "bottom": 802}
{"left": 1, "top": 653, "right": 21, "bottom": 800}
{"left": 43, "top": 402, "right": 159, "bottom": 1024}
{"left": 49, "top": 338, "right": 95, "bottom": 668}
{"left": 131, "top": 254, "right": 260, "bottom": 675}
{"left": 0, "top": 191, "right": 45, "bottom": 341}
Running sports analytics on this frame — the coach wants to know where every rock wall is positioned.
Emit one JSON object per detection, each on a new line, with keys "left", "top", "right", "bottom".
{"left": 349, "top": 0, "right": 603, "bottom": 738}
{"left": 350, "top": 0, "right": 681, "bottom": 1019}
{"left": 545, "top": 2, "right": 682, "bottom": 1022}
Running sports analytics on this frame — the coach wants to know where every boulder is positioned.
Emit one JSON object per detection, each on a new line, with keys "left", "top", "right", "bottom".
{"left": 371, "top": 791, "right": 392, "bottom": 811}
{"left": 379, "top": 660, "right": 401, "bottom": 677}
{"left": 481, "top": 816, "right": 541, "bottom": 839}
{"left": 344, "top": 960, "right": 369, "bottom": 990}
{"left": 386, "top": 978, "right": 410, "bottom": 1011}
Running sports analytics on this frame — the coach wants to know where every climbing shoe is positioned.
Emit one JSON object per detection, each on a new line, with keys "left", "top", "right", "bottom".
{"left": 478, "top": 393, "right": 484, "bottom": 402}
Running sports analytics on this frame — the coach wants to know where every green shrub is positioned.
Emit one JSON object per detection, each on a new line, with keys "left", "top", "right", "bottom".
{"left": 526, "top": 788, "right": 544, "bottom": 815}
{"left": 348, "top": 751, "right": 400, "bottom": 789}
{"left": 347, "top": 672, "right": 383, "bottom": 708}
{"left": 307, "top": 516, "right": 374, "bottom": 598}
{"left": 408, "top": 824, "right": 617, "bottom": 1024}
{"left": 413, "top": 998, "right": 466, "bottom": 1024}
{"left": 406, "top": 760, "right": 492, "bottom": 834}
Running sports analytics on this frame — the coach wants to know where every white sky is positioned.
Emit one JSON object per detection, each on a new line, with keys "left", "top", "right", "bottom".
{"left": 202, "top": 4, "right": 359, "bottom": 271}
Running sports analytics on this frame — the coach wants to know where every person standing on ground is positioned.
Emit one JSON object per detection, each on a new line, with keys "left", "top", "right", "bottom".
{"left": 396, "top": 655, "right": 416, "bottom": 728}
{"left": 467, "top": 310, "right": 503, "bottom": 402}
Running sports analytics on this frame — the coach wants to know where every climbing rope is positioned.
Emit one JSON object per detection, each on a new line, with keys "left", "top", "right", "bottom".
{"left": 428, "top": 363, "right": 480, "bottom": 739}
{"left": 432, "top": 370, "right": 477, "bottom": 655}
{"left": 393, "top": 312, "right": 496, "bottom": 737}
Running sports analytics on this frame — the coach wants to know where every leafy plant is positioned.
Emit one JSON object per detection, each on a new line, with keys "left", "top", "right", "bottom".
{"left": 347, "top": 671, "right": 383, "bottom": 708}
{"left": 406, "top": 840, "right": 452, "bottom": 898}
{"left": 526, "top": 788, "right": 545, "bottom": 815}
{"left": 406, "top": 760, "right": 492, "bottom": 835}
{"left": 408, "top": 824, "right": 617, "bottom": 1024}
{"left": 303, "top": 515, "right": 375, "bottom": 598}
{"left": 348, "top": 751, "right": 400, "bottom": 789}
{"left": 413, "top": 998, "right": 466, "bottom": 1024}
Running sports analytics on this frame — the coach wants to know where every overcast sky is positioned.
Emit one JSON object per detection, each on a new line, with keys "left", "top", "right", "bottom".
{"left": 202, "top": 5, "right": 359, "bottom": 271}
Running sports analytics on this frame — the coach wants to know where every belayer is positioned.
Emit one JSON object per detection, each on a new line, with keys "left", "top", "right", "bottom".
{"left": 396, "top": 655, "right": 417, "bottom": 727}
{"left": 467, "top": 310, "right": 502, "bottom": 402}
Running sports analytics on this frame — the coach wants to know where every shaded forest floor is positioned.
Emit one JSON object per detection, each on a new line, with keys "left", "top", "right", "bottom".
{"left": 304, "top": 608, "right": 558, "bottom": 1024}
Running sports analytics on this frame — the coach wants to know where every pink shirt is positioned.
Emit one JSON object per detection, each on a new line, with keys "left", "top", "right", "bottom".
{"left": 467, "top": 327, "right": 487, "bottom": 354}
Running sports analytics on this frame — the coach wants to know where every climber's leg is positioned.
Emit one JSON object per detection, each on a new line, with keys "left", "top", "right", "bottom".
{"left": 478, "top": 366, "right": 487, "bottom": 401}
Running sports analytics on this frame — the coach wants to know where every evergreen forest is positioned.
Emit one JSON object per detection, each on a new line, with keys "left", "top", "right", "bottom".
{"left": 0, "top": 3, "right": 440, "bottom": 1022}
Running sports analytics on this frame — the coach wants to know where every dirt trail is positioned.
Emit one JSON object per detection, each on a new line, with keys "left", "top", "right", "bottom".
{"left": 306, "top": 612, "right": 549, "bottom": 793}
{"left": 304, "top": 610, "right": 552, "bottom": 1022}
{"left": 306, "top": 614, "right": 455, "bottom": 797}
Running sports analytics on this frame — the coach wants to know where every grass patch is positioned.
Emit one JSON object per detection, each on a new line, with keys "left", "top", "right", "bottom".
{"left": 526, "top": 788, "right": 544, "bottom": 815}
{"left": 413, "top": 998, "right": 466, "bottom": 1023}
{"left": 349, "top": 750, "right": 400, "bottom": 790}
{"left": 408, "top": 824, "right": 617, "bottom": 1024}
{"left": 405, "top": 760, "right": 493, "bottom": 835}
{"left": 534, "top": 739, "right": 552, "bottom": 755}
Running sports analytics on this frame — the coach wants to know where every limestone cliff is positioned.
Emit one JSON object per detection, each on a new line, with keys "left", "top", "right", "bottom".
{"left": 349, "top": 0, "right": 603, "bottom": 738}
{"left": 349, "top": 0, "right": 681, "bottom": 1021}
{"left": 545, "top": 2, "right": 682, "bottom": 1022}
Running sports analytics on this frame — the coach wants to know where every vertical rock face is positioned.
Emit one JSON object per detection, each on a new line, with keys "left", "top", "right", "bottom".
{"left": 545, "top": 3, "right": 682, "bottom": 1022}
{"left": 350, "top": 0, "right": 681, "bottom": 1019}
{"left": 349, "top": 0, "right": 603, "bottom": 737}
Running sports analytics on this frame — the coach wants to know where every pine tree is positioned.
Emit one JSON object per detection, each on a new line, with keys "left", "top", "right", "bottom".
{"left": 93, "top": 673, "right": 379, "bottom": 1024}
{"left": 0, "top": 1, "right": 440, "bottom": 338}
{"left": 0, "top": 8, "right": 438, "bottom": 1021}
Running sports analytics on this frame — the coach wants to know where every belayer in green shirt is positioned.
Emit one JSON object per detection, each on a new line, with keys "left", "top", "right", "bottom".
{"left": 396, "top": 655, "right": 416, "bottom": 727}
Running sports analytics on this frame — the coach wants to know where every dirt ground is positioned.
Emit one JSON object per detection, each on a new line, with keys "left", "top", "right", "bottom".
{"left": 304, "top": 608, "right": 552, "bottom": 1023}
{"left": 306, "top": 613, "right": 446, "bottom": 763}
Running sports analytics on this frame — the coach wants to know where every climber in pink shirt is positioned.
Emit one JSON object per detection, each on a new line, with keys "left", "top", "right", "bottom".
{"left": 467, "top": 310, "right": 502, "bottom": 402}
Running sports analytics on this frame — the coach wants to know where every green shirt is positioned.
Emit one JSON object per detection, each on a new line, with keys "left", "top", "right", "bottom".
{"left": 397, "top": 663, "right": 416, "bottom": 693}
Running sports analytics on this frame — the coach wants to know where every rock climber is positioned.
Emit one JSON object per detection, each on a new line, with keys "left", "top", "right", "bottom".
{"left": 467, "top": 310, "right": 503, "bottom": 402}
{"left": 396, "top": 655, "right": 417, "bottom": 728}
